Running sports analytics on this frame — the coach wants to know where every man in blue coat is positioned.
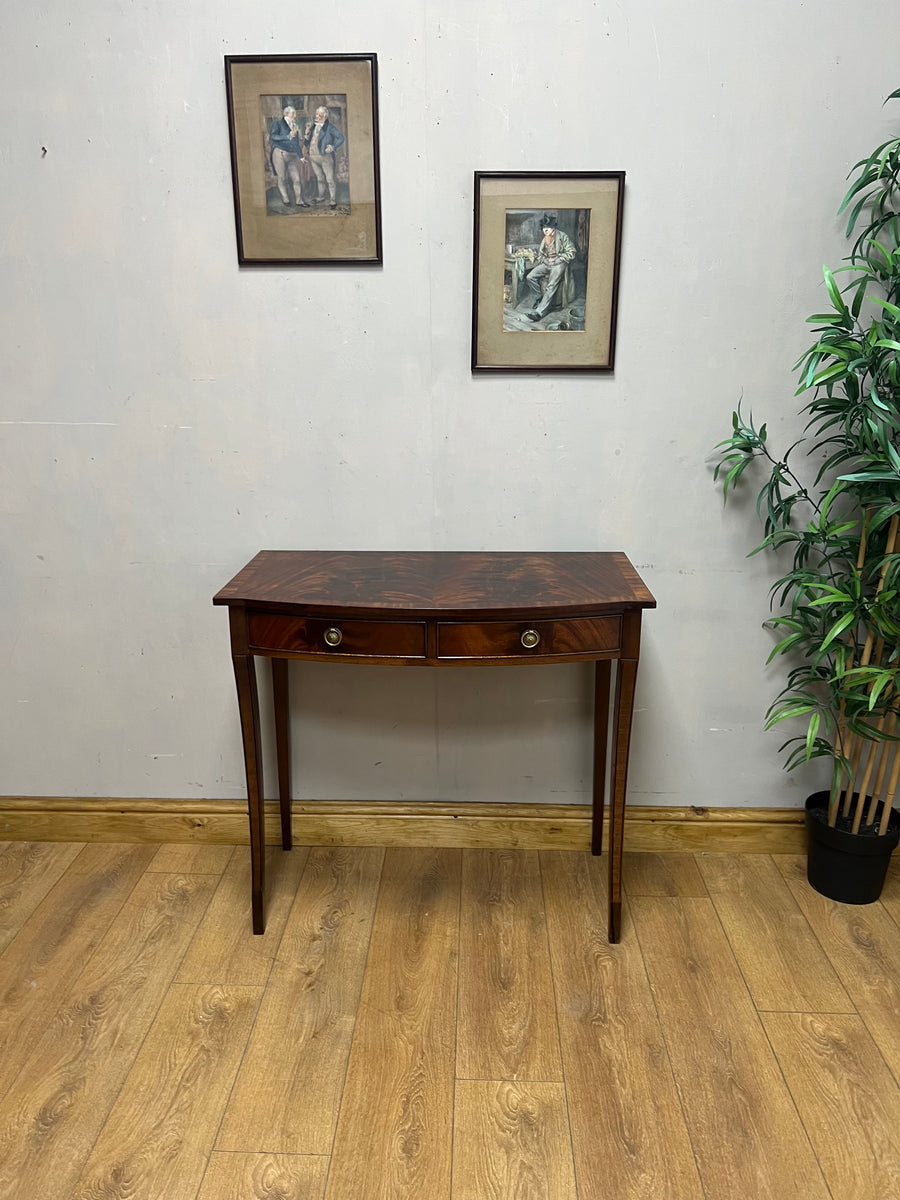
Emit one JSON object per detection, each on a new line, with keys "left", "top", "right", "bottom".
{"left": 269, "top": 105, "right": 308, "bottom": 207}
{"left": 303, "top": 106, "right": 346, "bottom": 207}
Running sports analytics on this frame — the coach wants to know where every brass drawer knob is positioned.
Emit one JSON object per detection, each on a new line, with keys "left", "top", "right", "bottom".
{"left": 324, "top": 627, "right": 343, "bottom": 647}
{"left": 521, "top": 629, "right": 541, "bottom": 649}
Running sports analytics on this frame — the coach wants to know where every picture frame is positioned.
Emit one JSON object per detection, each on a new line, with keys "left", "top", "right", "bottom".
{"left": 224, "top": 54, "right": 382, "bottom": 266}
{"left": 471, "top": 172, "right": 625, "bottom": 372}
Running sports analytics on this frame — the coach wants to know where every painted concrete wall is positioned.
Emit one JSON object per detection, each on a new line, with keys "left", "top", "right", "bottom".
{"left": 2, "top": 2, "right": 897, "bottom": 808}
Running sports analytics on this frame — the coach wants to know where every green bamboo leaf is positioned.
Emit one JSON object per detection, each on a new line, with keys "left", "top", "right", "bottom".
{"left": 768, "top": 617, "right": 804, "bottom": 632}
{"left": 870, "top": 297, "right": 900, "bottom": 317}
{"left": 811, "top": 343, "right": 853, "bottom": 361}
{"left": 822, "top": 265, "right": 846, "bottom": 312}
{"left": 721, "top": 455, "right": 755, "bottom": 501}
{"left": 851, "top": 276, "right": 871, "bottom": 317}
{"left": 783, "top": 739, "right": 831, "bottom": 771}
{"left": 865, "top": 239, "right": 894, "bottom": 270}
{"left": 821, "top": 612, "right": 859, "bottom": 650}
{"left": 806, "top": 712, "right": 821, "bottom": 759}
{"left": 765, "top": 702, "right": 817, "bottom": 726}
{"left": 807, "top": 591, "right": 853, "bottom": 605}
{"left": 845, "top": 192, "right": 871, "bottom": 237}
{"left": 838, "top": 169, "right": 880, "bottom": 215}
{"left": 765, "top": 632, "right": 808, "bottom": 663}
{"left": 840, "top": 470, "right": 900, "bottom": 482}
{"left": 867, "top": 674, "right": 894, "bottom": 710}
{"left": 811, "top": 363, "right": 849, "bottom": 387}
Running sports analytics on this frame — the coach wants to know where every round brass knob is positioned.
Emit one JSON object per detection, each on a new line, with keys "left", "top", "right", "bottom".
{"left": 521, "top": 629, "right": 541, "bottom": 649}
{"left": 324, "top": 627, "right": 343, "bottom": 647}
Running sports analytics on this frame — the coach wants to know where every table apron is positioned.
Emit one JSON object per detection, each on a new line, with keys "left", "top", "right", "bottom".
{"left": 245, "top": 611, "right": 624, "bottom": 665}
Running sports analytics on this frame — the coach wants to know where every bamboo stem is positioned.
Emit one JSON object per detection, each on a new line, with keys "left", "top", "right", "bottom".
{"left": 871, "top": 710, "right": 897, "bottom": 806}
{"left": 853, "top": 721, "right": 886, "bottom": 833}
{"left": 837, "top": 513, "right": 899, "bottom": 824}
{"left": 835, "top": 512, "right": 874, "bottom": 821}
{"left": 841, "top": 738, "right": 866, "bottom": 820}
{"left": 879, "top": 737, "right": 900, "bottom": 835}
{"left": 827, "top": 763, "right": 844, "bottom": 827}
{"left": 831, "top": 660, "right": 854, "bottom": 826}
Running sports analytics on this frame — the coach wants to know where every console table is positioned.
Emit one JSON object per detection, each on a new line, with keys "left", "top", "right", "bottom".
{"left": 213, "top": 551, "right": 655, "bottom": 940}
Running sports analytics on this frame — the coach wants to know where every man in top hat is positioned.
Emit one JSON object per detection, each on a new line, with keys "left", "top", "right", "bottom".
{"left": 524, "top": 213, "right": 577, "bottom": 321}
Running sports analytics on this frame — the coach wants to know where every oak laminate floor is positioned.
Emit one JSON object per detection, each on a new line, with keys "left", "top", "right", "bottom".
{"left": 1, "top": 840, "right": 900, "bottom": 1199}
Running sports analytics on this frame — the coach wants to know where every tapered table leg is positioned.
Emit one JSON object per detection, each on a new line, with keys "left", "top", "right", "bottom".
{"left": 608, "top": 657, "right": 638, "bottom": 943}
{"left": 233, "top": 652, "right": 266, "bottom": 934}
{"left": 272, "top": 657, "right": 293, "bottom": 850}
{"left": 592, "top": 660, "right": 612, "bottom": 855}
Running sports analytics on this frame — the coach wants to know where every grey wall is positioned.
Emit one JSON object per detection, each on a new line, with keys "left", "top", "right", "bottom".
{"left": 3, "top": 2, "right": 897, "bottom": 809}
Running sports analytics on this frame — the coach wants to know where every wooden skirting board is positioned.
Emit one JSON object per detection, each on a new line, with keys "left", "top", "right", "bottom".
{"left": 0, "top": 797, "right": 807, "bottom": 854}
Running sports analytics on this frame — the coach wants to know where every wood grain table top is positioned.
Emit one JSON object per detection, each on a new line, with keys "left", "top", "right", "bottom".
{"left": 213, "top": 551, "right": 657, "bottom": 620}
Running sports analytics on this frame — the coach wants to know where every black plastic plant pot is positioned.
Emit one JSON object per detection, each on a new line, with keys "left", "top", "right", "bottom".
{"left": 805, "top": 791, "right": 900, "bottom": 904}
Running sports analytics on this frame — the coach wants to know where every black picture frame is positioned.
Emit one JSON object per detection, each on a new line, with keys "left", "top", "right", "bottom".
{"left": 472, "top": 172, "right": 625, "bottom": 371}
{"left": 225, "top": 53, "right": 382, "bottom": 265}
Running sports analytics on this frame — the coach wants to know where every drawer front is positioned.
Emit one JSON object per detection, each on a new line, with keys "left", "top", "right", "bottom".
{"left": 248, "top": 614, "right": 427, "bottom": 659}
{"left": 437, "top": 615, "right": 621, "bottom": 660}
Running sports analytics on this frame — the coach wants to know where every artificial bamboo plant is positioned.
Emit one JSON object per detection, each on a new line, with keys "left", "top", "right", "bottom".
{"left": 712, "top": 89, "right": 900, "bottom": 836}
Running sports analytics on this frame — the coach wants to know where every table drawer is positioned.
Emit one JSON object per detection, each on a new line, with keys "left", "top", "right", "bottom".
{"left": 437, "top": 615, "right": 621, "bottom": 660}
{"left": 248, "top": 614, "right": 427, "bottom": 659}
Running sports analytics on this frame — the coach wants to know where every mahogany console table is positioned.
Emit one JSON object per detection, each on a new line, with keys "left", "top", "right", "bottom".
{"left": 213, "top": 551, "right": 655, "bottom": 940}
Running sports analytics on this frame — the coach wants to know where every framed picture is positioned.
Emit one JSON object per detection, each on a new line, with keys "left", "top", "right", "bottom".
{"left": 471, "top": 172, "right": 625, "bottom": 372}
{"left": 224, "top": 54, "right": 382, "bottom": 265}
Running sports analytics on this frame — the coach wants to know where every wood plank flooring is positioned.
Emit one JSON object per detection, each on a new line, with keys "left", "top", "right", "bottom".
{"left": 2, "top": 842, "right": 900, "bottom": 1199}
